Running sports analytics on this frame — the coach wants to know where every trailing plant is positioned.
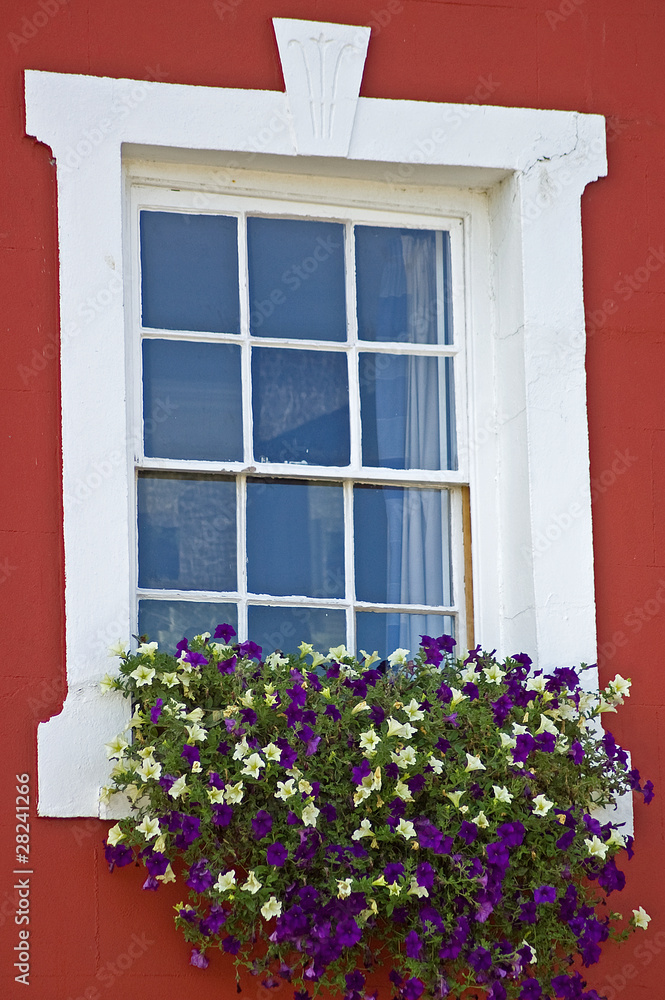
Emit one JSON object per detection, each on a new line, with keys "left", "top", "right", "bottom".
{"left": 101, "top": 628, "right": 653, "bottom": 1000}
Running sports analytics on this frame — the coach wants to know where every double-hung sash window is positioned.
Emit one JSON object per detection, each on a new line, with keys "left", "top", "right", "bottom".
{"left": 131, "top": 184, "right": 469, "bottom": 658}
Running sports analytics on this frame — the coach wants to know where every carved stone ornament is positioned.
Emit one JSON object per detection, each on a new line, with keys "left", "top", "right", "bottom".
{"left": 272, "top": 18, "right": 371, "bottom": 157}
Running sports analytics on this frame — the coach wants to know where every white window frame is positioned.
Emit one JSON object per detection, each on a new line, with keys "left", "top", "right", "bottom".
{"left": 24, "top": 17, "right": 606, "bottom": 817}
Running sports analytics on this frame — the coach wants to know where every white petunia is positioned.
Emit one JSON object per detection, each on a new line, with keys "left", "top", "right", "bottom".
{"left": 225, "top": 781, "right": 244, "bottom": 804}
{"left": 385, "top": 717, "right": 416, "bottom": 739}
{"left": 352, "top": 819, "right": 374, "bottom": 841}
{"left": 407, "top": 877, "right": 428, "bottom": 898}
{"left": 585, "top": 835, "right": 608, "bottom": 860}
{"left": 169, "top": 774, "right": 188, "bottom": 799}
{"left": 474, "top": 811, "right": 489, "bottom": 828}
{"left": 387, "top": 648, "right": 410, "bottom": 667}
{"left": 483, "top": 663, "right": 505, "bottom": 685}
{"left": 239, "top": 689, "right": 254, "bottom": 708}
{"left": 265, "top": 652, "right": 288, "bottom": 668}
{"left": 396, "top": 818, "right": 416, "bottom": 840}
{"left": 302, "top": 803, "right": 320, "bottom": 827}
{"left": 526, "top": 674, "right": 546, "bottom": 694}
{"left": 162, "top": 672, "right": 180, "bottom": 687}
{"left": 429, "top": 755, "right": 444, "bottom": 774}
{"left": 240, "top": 870, "right": 262, "bottom": 894}
{"left": 402, "top": 698, "right": 425, "bottom": 722}
{"left": 107, "top": 823, "right": 125, "bottom": 846}
{"left": 328, "top": 644, "right": 349, "bottom": 661}
{"left": 241, "top": 753, "right": 266, "bottom": 779}
{"left": 263, "top": 742, "right": 282, "bottom": 762}
{"left": 392, "top": 746, "right": 417, "bottom": 769}
{"left": 395, "top": 780, "right": 413, "bottom": 802}
{"left": 445, "top": 790, "right": 464, "bottom": 808}
{"left": 99, "top": 673, "right": 116, "bottom": 693}
{"left": 353, "top": 786, "right": 372, "bottom": 806}
{"left": 500, "top": 733, "right": 517, "bottom": 749}
{"left": 361, "top": 650, "right": 380, "bottom": 668}
{"left": 130, "top": 664, "right": 156, "bottom": 687}
{"left": 493, "top": 785, "right": 514, "bottom": 804}
{"left": 136, "top": 816, "right": 160, "bottom": 840}
{"left": 136, "top": 641, "right": 159, "bottom": 657}
{"left": 632, "top": 906, "right": 651, "bottom": 930}
{"left": 137, "top": 758, "right": 162, "bottom": 783}
{"left": 536, "top": 714, "right": 558, "bottom": 736}
{"left": 337, "top": 878, "right": 352, "bottom": 898}
{"left": 274, "top": 779, "right": 296, "bottom": 801}
{"left": 108, "top": 640, "right": 128, "bottom": 658}
{"left": 298, "top": 779, "right": 313, "bottom": 795}
{"left": 465, "top": 753, "right": 486, "bottom": 772}
{"left": 351, "top": 700, "right": 371, "bottom": 714}
{"left": 185, "top": 722, "right": 208, "bottom": 742}
{"left": 233, "top": 737, "right": 250, "bottom": 760}
{"left": 460, "top": 666, "right": 477, "bottom": 684}
{"left": 261, "top": 896, "right": 282, "bottom": 920}
{"left": 105, "top": 735, "right": 128, "bottom": 759}
{"left": 532, "top": 794, "right": 554, "bottom": 816}
{"left": 207, "top": 786, "right": 225, "bottom": 804}
{"left": 214, "top": 870, "right": 236, "bottom": 893}
{"left": 449, "top": 687, "right": 467, "bottom": 707}
{"left": 609, "top": 673, "right": 632, "bottom": 699}
{"left": 359, "top": 729, "right": 382, "bottom": 754}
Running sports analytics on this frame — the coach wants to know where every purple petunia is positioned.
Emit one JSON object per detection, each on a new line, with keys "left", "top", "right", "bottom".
{"left": 336, "top": 917, "right": 362, "bottom": 948}
{"left": 236, "top": 640, "right": 262, "bottom": 660}
{"left": 520, "top": 979, "right": 542, "bottom": 1000}
{"left": 458, "top": 820, "right": 478, "bottom": 845}
{"left": 403, "top": 978, "right": 425, "bottom": 1000}
{"left": 643, "top": 779, "right": 655, "bottom": 804}
{"left": 190, "top": 947, "right": 209, "bottom": 969}
{"left": 218, "top": 654, "right": 237, "bottom": 674}
{"left": 211, "top": 803, "right": 233, "bottom": 827}
{"left": 183, "top": 650, "right": 209, "bottom": 668}
{"left": 104, "top": 841, "right": 134, "bottom": 869}
{"left": 534, "top": 885, "right": 557, "bottom": 904}
{"left": 569, "top": 740, "right": 585, "bottom": 764}
{"left": 416, "top": 862, "right": 434, "bottom": 890}
{"left": 214, "top": 622, "right": 236, "bottom": 642}
{"left": 150, "top": 697, "right": 164, "bottom": 723}
{"left": 252, "top": 809, "right": 273, "bottom": 839}
{"left": 324, "top": 704, "right": 342, "bottom": 722}
{"left": 468, "top": 946, "right": 492, "bottom": 973}
{"left": 266, "top": 842, "right": 288, "bottom": 867}
{"left": 223, "top": 936, "right": 242, "bottom": 955}
{"left": 187, "top": 859, "right": 214, "bottom": 892}
{"left": 405, "top": 930, "right": 422, "bottom": 958}
{"left": 181, "top": 744, "right": 200, "bottom": 766}
{"left": 320, "top": 803, "right": 337, "bottom": 822}
{"left": 384, "top": 862, "right": 405, "bottom": 883}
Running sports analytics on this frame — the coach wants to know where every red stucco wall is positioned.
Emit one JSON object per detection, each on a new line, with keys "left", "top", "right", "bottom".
{"left": 0, "top": 1, "right": 663, "bottom": 997}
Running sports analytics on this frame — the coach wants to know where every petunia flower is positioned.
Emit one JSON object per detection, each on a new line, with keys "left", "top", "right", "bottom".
{"left": 214, "top": 870, "right": 236, "bottom": 893}
{"left": 337, "top": 878, "right": 352, "bottom": 898}
{"left": 240, "top": 870, "right": 262, "bottom": 894}
{"left": 465, "top": 753, "right": 486, "bottom": 772}
{"left": 274, "top": 779, "right": 296, "bottom": 801}
{"left": 632, "top": 906, "right": 651, "bottom": 929}
{"left": 359, "top": 729, "right": 382, "bottom": 754}
{"left": 396, "top": 818, "right": 416, "bottom": 840}
{"left": 136, "top": 816, "right": 160, "bottom": 840}
{"left": 493, "top": 785, "right": 514, "bottom": 804}
{"left": 301, "top": 802, "right": 320, "bottom": 827}
{"left": 261, "top": 896, "right": 282, "bottom": 920}
{"left": 266, "top": 842, "right": 288, "bottom": 867}
{"left": 241, "top": 753, "right": 266, "bottom": 779}
{"left": 168, "top": 774, "right": 187, "bottom": 799}
{"left": 352, "top": 819, "right": 373, "bottom": 840}
{"left": 107, "top": 823, "right": 124, "bottom": 846}
{"left": 585, "top": 835, "right": 609, "bottom": 860}
{"left": 532, "top": 794, "right": 554, "bottom": 816}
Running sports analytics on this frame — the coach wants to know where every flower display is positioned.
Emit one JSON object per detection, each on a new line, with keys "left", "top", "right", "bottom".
{"left": 102, "top": 629, "right": 652, "bottom": 1000}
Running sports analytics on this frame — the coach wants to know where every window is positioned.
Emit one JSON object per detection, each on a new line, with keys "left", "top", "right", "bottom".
{"left": 25, "top": 17, "right": 606, "bottom": 815}
{"left": 130, "top": 184, "right": 469, "bottom": 659}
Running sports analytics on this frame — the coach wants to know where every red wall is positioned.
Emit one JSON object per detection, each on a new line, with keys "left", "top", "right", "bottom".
{"left": 1, "top": 1, "right": 663, "bottom": 997}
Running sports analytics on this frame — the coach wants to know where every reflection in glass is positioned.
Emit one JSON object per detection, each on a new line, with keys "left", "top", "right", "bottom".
{"left": 249, "top": 605, "right": 345, "bottom": 656}
{"left": 143, "top": 339, "right": 243, "bottom": 461}
{"left": 140, "top": 211, "right": 239, "bottom": 333}
{"left": 354, "top": 485, "right": 452, "bottom": 607}
{"left": 252, "top": 348, "right": 350, "bottom": 465}
{"left": 356, "top": 612, "right": 455, "bottom": 662}
{"left": 248, "top": 217, "right": 346, "bottom": 340}
{"left": 139, "top": 600, "right": 238, "bottom": 655}
{"left": 360, "top": 353, "right": 457, "bottom": 470}
{"left": 247, "top": 480, "right": 344, "bottom": 598}
{"left": 138, "top": 475, "right": 236, "bottom": 592}
{"left": 355, "top": 227, "right": 452, "bottom": 345}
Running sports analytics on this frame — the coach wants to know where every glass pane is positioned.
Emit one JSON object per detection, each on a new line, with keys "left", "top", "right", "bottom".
{"left": 360, "top": 353, "right": 457, "bottom": 470}
{"left": 247, "top": 480, "right": 344, "bottom": 598}
{"left": 143, "top": 339, "right": 242, "bottom": 461}
{"left": 252, "top": 347, "right": 350, "bottom": 465}
{"left": 354, "top": 486, "right": 452, "bottom": 606}
{"left": 355, "top": 227, "right": 452, "bottom": 344}
{"left": 356, "top": 612, "right": 455, "bottom": 662}
{"left": 140, "top": 211, "right": 239, "bottom": 333}
{"left": 249, "top": 605, "right": 345, "bottom": 656}
{"left": 138, "top": 475, "right": 236, "bottom": 591}
{"left": 248, "top": 217, "right": 346, "bottom": 340}
{"left": 139, "top": 599, "right": 238, "bottom": 654}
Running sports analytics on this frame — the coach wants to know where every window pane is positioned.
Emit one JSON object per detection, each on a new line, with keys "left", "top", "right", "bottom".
{"left": 356, "top": 612, "right": 455, "bottom": 661}
{"left": 247, "top": 480, "right": 344, "bottom": 598}
{"left": 138, "top": 475, "right": 236, "bottom": 591}
{"left": 360, "top": 353, "right": 457, "bottom": 470}
{"left": 248, "top": 218, "right": 346, "bottom": 340}
{"left": 139, "top": 599, "right": 238, "bottom": 654}
{"left": 140, "top": 211, "right": 239, "bottom": 333}
{"left": 143, "top": 339, "right": 243, "bottom": 461}
{"left": 252, "top": 347, "right": 350, "bottom": 465}
{"left": 354, "top": 486, "right": 452, "bottom": 606}
{"left": 249, "top": 605, "right": 345, "bottom": 656}
{"left": 355, "top": 227, "right": 452, "bottom": 344}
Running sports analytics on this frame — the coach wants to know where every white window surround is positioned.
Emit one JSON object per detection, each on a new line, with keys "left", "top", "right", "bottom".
{"left": 24, "top": 17, "right": 607, "bottom": 818}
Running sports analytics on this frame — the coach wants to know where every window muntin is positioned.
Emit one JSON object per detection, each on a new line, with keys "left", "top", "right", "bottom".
{"left": 132, "top": 186, "right": 468, "bottom": 659}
